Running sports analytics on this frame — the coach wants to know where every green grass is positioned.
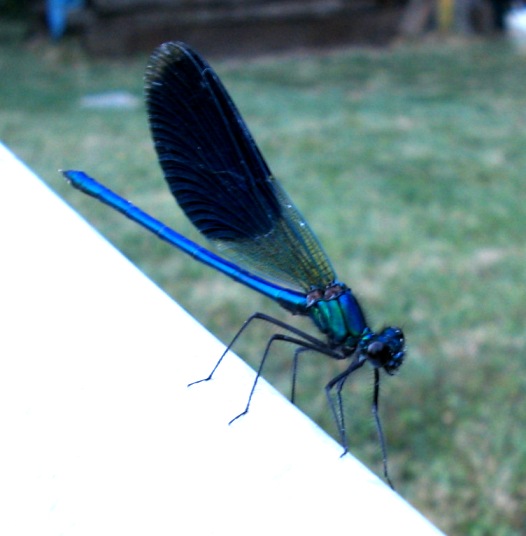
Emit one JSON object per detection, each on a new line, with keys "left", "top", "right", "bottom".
{"left": 3, "top": 24, "right": 526, "bottom": 534}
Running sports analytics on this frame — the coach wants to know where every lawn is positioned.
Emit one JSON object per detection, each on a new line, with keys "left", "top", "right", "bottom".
{"left": 2, "top": 22, "right": 526, "bottom": 534}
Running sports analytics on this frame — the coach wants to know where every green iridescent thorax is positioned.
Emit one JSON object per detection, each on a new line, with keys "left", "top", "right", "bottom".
{"left": 306, "top": 283, "right": 368, "bottom": 350}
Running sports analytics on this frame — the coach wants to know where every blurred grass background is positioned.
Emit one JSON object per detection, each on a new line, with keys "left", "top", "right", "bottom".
{"left": 2, "top": 21, "right": 526, "bottom": 534}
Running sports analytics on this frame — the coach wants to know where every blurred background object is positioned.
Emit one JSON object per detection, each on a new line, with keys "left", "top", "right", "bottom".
{"left": 505, "top": 2, "right": 526, "bottom": 51}
{"left": 46, "top": 0, "right": 85, "bottom": 39}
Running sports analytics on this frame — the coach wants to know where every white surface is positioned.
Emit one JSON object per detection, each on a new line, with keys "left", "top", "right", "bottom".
{"left": 0, "top": 144, "right": 445, "bottom": 535}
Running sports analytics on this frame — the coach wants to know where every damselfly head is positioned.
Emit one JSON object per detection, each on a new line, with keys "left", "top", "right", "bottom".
{"left": 363, "top": 327, "right": 405, "bottom": 375}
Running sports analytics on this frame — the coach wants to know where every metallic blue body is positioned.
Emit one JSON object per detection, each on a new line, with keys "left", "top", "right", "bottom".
{"left": 65, "top": 170, "right": 370, "bottom": 353}
{"left": 67, "top": 171, "right": 307, "bottom": 313}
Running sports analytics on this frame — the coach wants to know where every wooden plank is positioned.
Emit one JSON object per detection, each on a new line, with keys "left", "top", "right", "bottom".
{"left": 91, "top": 0, "right": 350, "bottom": 15}
{"left": 84, "top": 5, "right": 403, "bottom": 56}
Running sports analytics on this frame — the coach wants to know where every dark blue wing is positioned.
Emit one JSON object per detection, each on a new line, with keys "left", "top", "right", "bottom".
{"left": 145, "top": 41, "right": 336, "bottom": 292}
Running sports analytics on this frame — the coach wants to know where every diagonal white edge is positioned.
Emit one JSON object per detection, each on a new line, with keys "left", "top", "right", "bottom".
{"left": 0, "top": 143, "right": 446, "bottom": 536}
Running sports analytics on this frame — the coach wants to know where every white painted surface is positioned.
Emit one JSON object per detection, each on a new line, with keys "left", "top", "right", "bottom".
{"left": 0, "top": 144, "right": 445, "bottom": 535}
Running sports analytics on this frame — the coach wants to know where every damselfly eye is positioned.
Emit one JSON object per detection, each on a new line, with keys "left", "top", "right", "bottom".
{"left": 366, "top": 340, "right": 391, "bottom": 369}
{"left": 367, "top": 340, "right": 386, "bottom": 357}
{"left": 365, "top": 329, "right": 405, "bottom": 375}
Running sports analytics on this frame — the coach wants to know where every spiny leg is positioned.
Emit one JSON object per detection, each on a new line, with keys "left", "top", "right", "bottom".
{"left": 188, "top": 313, "right": 264, "bottom": 387}
{"left": 188, "top": 312, "right": 330, "bottom": 387}
{"left": 229, "top": 333, "right": 333, "bottom": 425}
{"left": 291, "top": 347, "right": 311, "bottom": 405}
{"left": 325, "top": 358, "right": 365, "bottom": 456}
{"left": 371, "top": 368, "right": 395, "bottom": 490}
